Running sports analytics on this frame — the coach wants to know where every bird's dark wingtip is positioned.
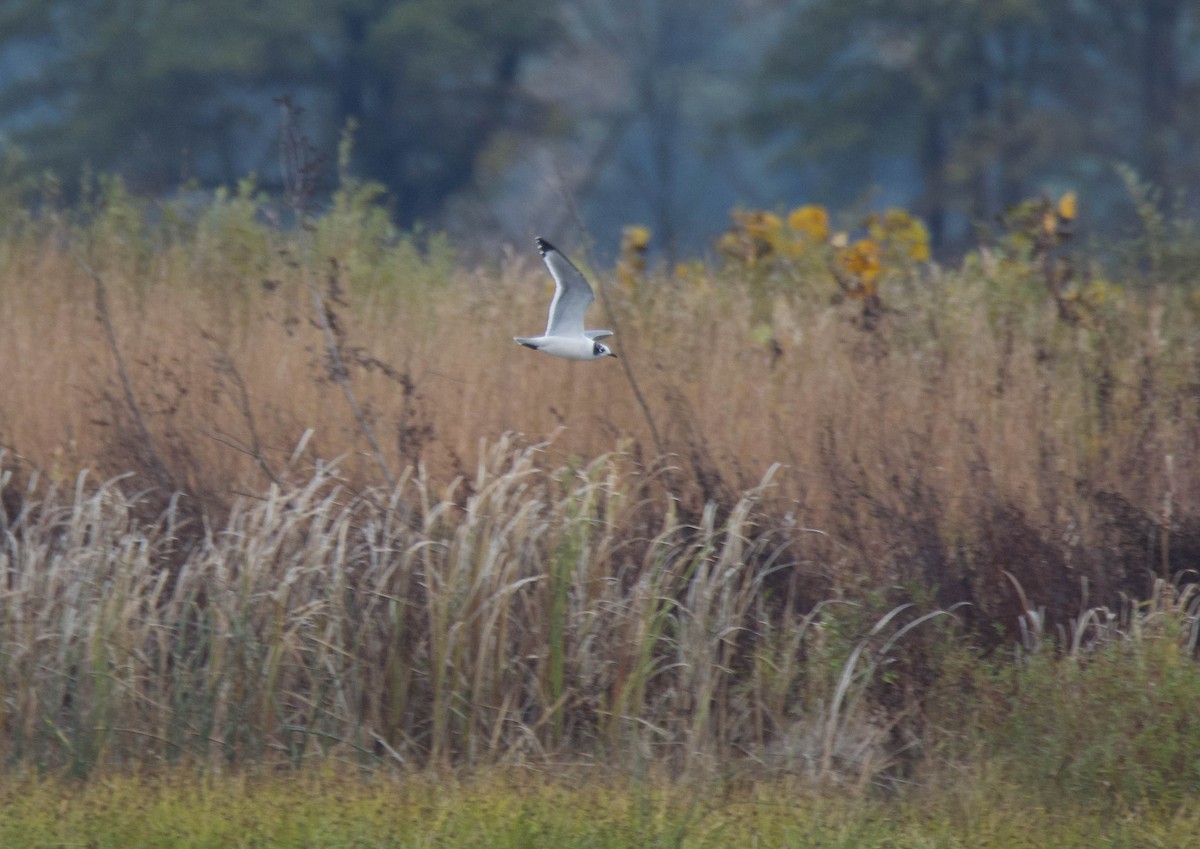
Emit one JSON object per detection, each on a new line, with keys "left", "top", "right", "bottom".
{"left": 534, "top": 236, "right": 555, "bottom": 256}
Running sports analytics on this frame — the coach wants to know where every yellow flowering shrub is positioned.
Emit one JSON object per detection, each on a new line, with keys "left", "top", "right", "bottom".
{"left": 991, "top": 190, "right": 1087, "bottom": 323}
{"left": 998, "top": 192, "right": 1076, "bottom": 260}
{"left": 867, "top": 209, "right": 931, "bottom": 263}
{"left": 1058, "top": 191, "right": 1077, "bottom": 222}
{"left": 616, "top": 191, "right": 1104, "bottom": 333}
{"left": 717, "top": 210, "right": 785, "bottom": 264}
{"left": 710, "top": 203, "right": 933, "bottom": 333}
{"left": 834, "top": 238, "right": 882, "bottom": 299}
{"left": 788, "top": 204, "right": 830, "bottom": 243}
{"left": 718, "top": 206, "right": 838, "bottom": 264}
{"left": 718, "top": 204, "right": 929, "bottom": 280}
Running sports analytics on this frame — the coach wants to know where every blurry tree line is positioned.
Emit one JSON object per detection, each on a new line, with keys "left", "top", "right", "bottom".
{"left": 0, "top": 0, "right": 1199, "bottom": 253}
{"left": 754, "top": 0, "right": 1200, "bottom": 248}
{"left": 0, "top": 0, "right": 556, "bottom": 229}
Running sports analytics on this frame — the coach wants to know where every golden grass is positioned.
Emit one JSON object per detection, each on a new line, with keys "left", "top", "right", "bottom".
{"left": 3, "top": 186, "right": 1200, "bottom": 794}
{"left": 2, "top": 209, "right": 1194, "bottom": 509}
{"left": 1, "top": 438, "right": 929, "bottom": 777}
{"left": 3, "top": 192, "right": 1196, "bottom": 614}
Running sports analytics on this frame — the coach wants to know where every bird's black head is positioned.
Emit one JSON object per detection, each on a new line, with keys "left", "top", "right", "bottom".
{"left": 594, "top": 342, "right": 617, "bottom": 358}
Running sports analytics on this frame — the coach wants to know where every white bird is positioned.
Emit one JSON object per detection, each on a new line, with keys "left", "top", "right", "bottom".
{"left": 514, "top": 237, "right": 617, "bottom": 361}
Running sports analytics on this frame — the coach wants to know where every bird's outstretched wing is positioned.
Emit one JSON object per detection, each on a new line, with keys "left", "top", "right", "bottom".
{"left": 537, "top": 237, "right": 594, "bottom": 337}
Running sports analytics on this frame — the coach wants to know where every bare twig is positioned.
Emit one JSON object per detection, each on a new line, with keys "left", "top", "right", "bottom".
{"left": 75, "top": 256, "right": 172, "bottom": 492}
{"left": 209, "top": 347, "right": 282, "bottom": 486}
{"left": 276, "top": 96, "right": 397, "bottom": 490}
{"left": 553, "top": 166, "right": 666, "bottom": 461}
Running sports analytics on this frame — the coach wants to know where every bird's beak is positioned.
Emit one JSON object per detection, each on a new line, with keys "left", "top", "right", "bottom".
{"left": 609, "top": 351, "right": 619, "bottom": 358}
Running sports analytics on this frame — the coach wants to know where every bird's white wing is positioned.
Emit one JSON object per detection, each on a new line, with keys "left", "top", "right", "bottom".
{"left": 536, "top": 237, "right": 594, "bottom": 337}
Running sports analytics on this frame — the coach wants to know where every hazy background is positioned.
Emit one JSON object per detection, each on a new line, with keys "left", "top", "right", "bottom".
{"left": 1, "top": 0, "right": 1199, "bottom": 260}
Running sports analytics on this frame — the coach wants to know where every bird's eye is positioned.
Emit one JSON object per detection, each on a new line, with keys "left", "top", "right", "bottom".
{"left": 594, "top": 343, "right": 603, "bottom": 356}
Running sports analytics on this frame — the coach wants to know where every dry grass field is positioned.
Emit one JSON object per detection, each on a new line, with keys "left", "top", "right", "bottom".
{"left": 2, "top": 181, "right": 1197, "bottom": 615}
{"left": 1, "top": 178, "right": 1199, "bottom": 825}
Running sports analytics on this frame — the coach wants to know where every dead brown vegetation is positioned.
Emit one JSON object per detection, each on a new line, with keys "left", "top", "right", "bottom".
{"left": 2, "top": 196, "right": 1197, "bottom": 633}
{"left": 2, "top": 183, "right": 1200, "bottom": 784}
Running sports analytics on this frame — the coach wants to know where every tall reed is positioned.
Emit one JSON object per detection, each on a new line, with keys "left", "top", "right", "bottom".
{"left": 0, "top": 440, "right": 933, "bottom": 781}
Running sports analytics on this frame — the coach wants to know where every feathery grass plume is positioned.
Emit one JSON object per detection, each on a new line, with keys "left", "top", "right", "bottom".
{"left": 0, "top": 438, "right": 951, "bottom": 785}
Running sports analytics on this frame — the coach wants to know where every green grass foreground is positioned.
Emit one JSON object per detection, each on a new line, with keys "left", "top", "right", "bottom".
{"left": 2, "top": 767, "right": 1198, "bottom": 849}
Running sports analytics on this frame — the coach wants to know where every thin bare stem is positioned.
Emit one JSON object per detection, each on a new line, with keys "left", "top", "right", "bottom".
{"left": 75, "top": 256, "right": 172, "bottom": 492}
{"left": 277, "top": 96, "right": 396, "bottom": 490}
{"left": 555, "top": 166, "right": 666, "bottom": 460}
{"left": 210, "top": 347, "right": 282, "bottom": 486}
